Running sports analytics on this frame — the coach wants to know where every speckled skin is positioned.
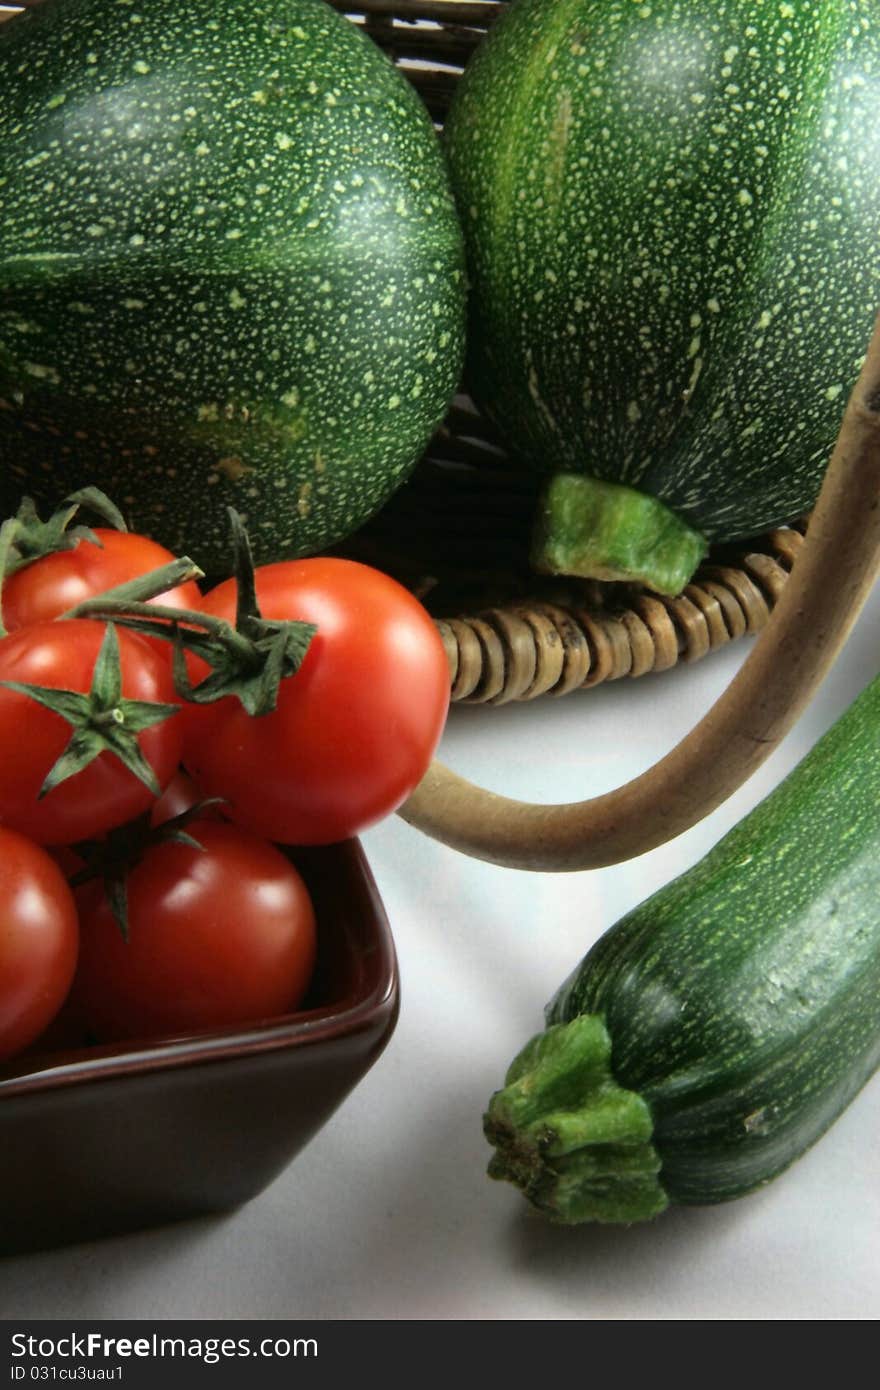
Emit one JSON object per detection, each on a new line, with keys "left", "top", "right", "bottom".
{"left": 446, "top": 0, "right": 880, "bottom": 545}
{"left": 0, "top": 0, "right": 465, "bottom": 571}
{"left": 546, "top": 672, "right": 880, "bottom": 1206}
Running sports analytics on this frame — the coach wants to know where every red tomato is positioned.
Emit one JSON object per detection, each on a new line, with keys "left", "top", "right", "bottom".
{"left": 71, "top": 823, "right": 317, "bottom": 1043}
{"left": 0, "top": 620, "right": 182, "bottom": 845}
{"left": 0, "top": 827, "right": 79, "bottom": 1062}
{"left": 182, "top": 558, "right": 450, "bottom": 844}
{"left": 1, "top": 528, "right": 202, "bottom": 631}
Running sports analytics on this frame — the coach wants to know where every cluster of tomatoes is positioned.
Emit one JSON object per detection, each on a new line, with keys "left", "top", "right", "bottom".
{"left": 0, "top": 496, "right": 450, "bottom": 1065}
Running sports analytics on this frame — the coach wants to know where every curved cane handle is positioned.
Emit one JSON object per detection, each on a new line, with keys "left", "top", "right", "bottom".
{"left": 398, "top": 315, "right": 880, "bottom": 871}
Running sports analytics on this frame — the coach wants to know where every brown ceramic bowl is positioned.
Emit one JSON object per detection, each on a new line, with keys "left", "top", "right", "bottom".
{"left": 0, "top": 839, "right": 398, "bottom": 1256}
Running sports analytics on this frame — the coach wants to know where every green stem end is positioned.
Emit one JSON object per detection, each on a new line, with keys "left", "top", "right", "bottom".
{"left": 484, "top": 1015, "right": 669, "bottom": 1225}
{"left": 531, "top": 473, "right": 708, "bottom": 596}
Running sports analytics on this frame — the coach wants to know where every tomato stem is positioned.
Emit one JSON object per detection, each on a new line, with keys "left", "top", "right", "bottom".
{"left": 61, "top": 556, "right": 204, "bottom": 616}
{"left": 91, "top": 707, "right": 126, "bottom": 730}
{"left": 68, "top": 798, "right": 216, "bottom": 940}
{"left": 67, "top": 512, "right": 317, "bottom": 717}
{"left": 69, "top": 597, "right": 259, "bottom": 662}
{"left": 0, "top": 488, "right": 134, "bottom": 632}
{"left": 0, "top": 623, "right": 181, "bottom": 802}
{"left": 229, "top": 509, "right": 262, "bottom": 642}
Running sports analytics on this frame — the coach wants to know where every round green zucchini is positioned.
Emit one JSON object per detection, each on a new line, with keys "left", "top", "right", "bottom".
{"left": 0, "top": 0, "right": 465, "bottom": 571}
{"left": 445, "top": 0, "right": 880, "bottom": 594}
{"left": 484, "top": 670, "right": 880, "bottom": 1222}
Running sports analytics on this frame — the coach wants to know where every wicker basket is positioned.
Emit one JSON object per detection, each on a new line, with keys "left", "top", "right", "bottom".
{"left": 4, "top": 1, "right": 880, "bottom": 872}
{"left": 321, "top": 0, "right": 880, "bottom": 871}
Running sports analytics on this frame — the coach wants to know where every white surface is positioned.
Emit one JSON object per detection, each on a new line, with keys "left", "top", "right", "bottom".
{"left": 3, "top": 589, "right": 879, "bottom": 1322}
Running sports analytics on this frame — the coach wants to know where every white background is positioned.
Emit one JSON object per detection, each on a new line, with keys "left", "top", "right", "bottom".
{"left": 2, "top": 585, "right": 879, "bottom": 1322}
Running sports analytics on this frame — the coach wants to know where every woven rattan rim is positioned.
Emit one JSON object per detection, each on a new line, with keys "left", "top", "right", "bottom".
{"left": 436, "top": 525, "right": 806, "bottom": 704}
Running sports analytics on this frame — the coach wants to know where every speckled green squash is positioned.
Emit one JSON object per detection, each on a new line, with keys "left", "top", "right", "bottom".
{"left": 446, "top": 0, "right": 880, "bottom": 594}
{"left": 485, "top": 672, "right": 880, "bottom": 1222}
{"left": 0, "top": 0, "right": 465, "bottom": 570}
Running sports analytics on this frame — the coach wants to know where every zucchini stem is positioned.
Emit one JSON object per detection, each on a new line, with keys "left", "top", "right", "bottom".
{"left": 531, "top": 473, "right": 708, "bottom": 595}
{"left": 484, "top": 1015, "right": 668, "bottom": 1224}
{"left": 400, "top": 309, "right": 880, "bottom": 869}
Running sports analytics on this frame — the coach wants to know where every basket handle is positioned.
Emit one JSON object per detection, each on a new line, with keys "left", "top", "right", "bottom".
{"left": 398, "top": 314, "right": 880, "bottom": 871}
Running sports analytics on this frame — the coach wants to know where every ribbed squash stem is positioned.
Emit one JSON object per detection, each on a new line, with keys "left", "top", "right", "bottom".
{"left": 531, "top": 473, "right": 708, "bottom": 595}
{"left": 484, "top": 1014, "right": 668, "bottom": 1224}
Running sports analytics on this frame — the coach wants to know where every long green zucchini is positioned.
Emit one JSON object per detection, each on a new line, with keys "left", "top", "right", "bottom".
{"left": 484, "top": 672, "right": 880, "bottom": 1222}
{"left": 0, "top": 0, "right": 465, "bottom": 571}
{"left": 446, "top": 0, "right": 880, "bottom": 594}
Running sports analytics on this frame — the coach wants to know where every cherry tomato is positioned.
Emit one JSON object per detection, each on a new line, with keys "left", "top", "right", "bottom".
{"left": 0, "top": 619, "right": 182, "bottom": 845}
{"left": 70, "top": 822, "right": 317, "bottom": 1043}
{"left": 0, "top": 827, "right": 79, "bottom": 1062}
{"left": 183, "top": 558, "right": 450, "bottom": 844}
{"left": 1, "top": 528, "right": 202, "bottom": 631}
